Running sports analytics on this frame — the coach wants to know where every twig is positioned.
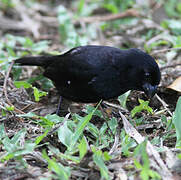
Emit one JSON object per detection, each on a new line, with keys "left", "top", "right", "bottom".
{"left": 155, "top": 94, "right": 172, "bottom": 117}
{"left": 12, "top": 46, "right": 33, "bottom": 53}
{"left": 160, "top": 63, "right": 181, "bottom": 71}
{"left": 151, "top": 47, "right": 181, "bottom": 55}
{"left": 77, "top": 9, "right": 140, "bottom": 24}
{"left": 21, "top": 104, "right": 32, "bottom": 111}
{"left": 146, "top": 32, "right": 170, "bottom": 46}
{"left": 119, "top": 111, "right": 172, "bottom": 179}
{"left": 103, "top": 101, "right": 128, "bottom": 113}
{"left": 47, "top": 113, "right": 71, "bottom": 136}
{"left": 109, "top": 121, "right": 121, "bottom": 155}
{"left": 31, "top": 8, "right": 139, "bottom": 27}
{"left": 0, "top": 71, "right": 14, "bottom": 89}
{"left": 0, "top": 16, "right": 27, "bottom": 30}
{"left": 30, "top": 106, "right": 45, "bottom": 112}
{"left": 3, "top": 61, "right": 25, "bottom": 114}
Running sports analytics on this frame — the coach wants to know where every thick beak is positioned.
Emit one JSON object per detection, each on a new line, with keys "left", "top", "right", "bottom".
{"left": 142, "top": 83, "right": 158, "bottom": 99}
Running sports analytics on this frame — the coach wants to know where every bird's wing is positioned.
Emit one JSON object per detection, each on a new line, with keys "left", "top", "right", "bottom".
{"left": 44, "top": 46, "right": 111, "bottom": 81}
{"left": 44, "top": 45, "right": 127, "bottom": 96}
{"left": 87, "top": 65, "right": 128, "bottom": 100}
{"left": 44, "top": 50, "right": 97, "bottom": 84}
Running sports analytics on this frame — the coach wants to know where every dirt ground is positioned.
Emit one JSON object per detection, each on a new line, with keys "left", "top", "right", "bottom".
{"left": 0, "top": 0, "right": 181, "bottom": 179}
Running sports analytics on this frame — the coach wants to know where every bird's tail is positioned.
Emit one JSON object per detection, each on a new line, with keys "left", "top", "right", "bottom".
{"left": 14, "top": 55, "right": 58, "bottom": 67}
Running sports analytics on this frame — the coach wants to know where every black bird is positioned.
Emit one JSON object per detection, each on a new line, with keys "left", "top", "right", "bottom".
{"left": 15, "top": 45, "right": 161, "bottom": 110}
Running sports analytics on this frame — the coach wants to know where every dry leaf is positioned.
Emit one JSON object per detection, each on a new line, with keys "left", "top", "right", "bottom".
{"left": 167, "top": 76, "right": 181, "bottom": 92}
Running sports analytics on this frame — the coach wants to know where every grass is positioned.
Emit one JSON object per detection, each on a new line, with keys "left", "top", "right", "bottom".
{"left": 0, "top": 0, "right": 181, "bottom": 179}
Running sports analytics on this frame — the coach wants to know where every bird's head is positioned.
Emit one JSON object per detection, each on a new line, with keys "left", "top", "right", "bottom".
{"left": 141, "top": 70, "right": 160, "bottom": 98}
{"left": 126, "top": 48, "right": 161, "bottom": 98}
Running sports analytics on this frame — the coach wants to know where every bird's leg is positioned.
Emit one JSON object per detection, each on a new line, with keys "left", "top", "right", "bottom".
{"left": 98, "top": 102, "right": 114, "bottom": 137}
{"left": 56, "top": 96, "right": 62, "bottom": 116}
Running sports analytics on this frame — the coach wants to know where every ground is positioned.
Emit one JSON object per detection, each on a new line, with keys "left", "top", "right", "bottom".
{"left": 0, "top": 0, "right": 181, "bottom": 180}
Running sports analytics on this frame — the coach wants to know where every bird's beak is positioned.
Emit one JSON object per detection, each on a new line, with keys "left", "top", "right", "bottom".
{"left": 142, "top": 83, "right": 158, "bottom": 99}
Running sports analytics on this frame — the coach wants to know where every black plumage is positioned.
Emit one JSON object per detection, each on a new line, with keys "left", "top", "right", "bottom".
{"left": 15, "top": 45, "right": 161, "bottom": 103}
